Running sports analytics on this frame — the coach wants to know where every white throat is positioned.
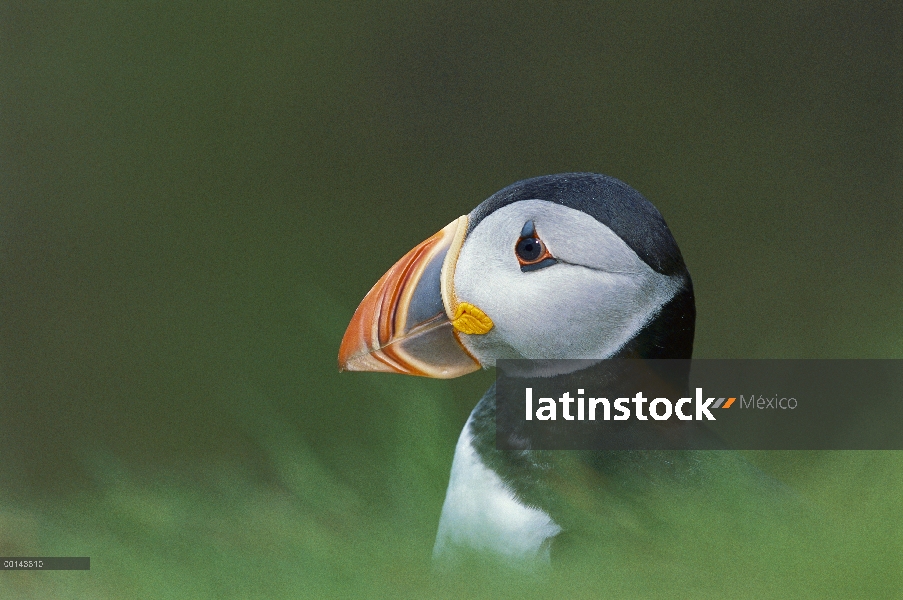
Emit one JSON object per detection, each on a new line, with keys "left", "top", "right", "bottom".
{"left": 432, "top": 413, "right": 562, "bottom": 565}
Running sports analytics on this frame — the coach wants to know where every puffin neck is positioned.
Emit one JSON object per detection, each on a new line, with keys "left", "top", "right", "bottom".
{"left": 613, "top": 277, "right": 695, "bottom": 361}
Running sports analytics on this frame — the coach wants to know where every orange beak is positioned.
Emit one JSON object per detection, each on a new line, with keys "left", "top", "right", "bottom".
{"left": 338, "top": 216, "right": 482, "bottom": 378}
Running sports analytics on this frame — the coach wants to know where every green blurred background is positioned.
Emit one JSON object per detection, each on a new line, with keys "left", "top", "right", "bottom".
{"left": 1, "top": 2, "right": 900, "bottom": 598}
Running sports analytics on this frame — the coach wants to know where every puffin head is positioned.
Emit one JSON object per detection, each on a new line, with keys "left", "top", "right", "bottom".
{"left": 338, "top": 173, "right": 694, "bottom": 377}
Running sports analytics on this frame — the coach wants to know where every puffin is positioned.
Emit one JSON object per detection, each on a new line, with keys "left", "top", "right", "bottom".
{"left": 337, "top": 173, "right": 785, "bottom": 570}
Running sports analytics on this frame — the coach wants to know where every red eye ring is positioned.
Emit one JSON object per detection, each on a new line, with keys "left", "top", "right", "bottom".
{"left": 514, "top": 234, "right": 556, "bottom": 270}
{"left": 515, "top": 237, "right": 544, "bottom": 264}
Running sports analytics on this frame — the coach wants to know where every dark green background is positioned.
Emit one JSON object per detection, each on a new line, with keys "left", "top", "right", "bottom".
{"left": 1, "top": 2, "right": 900, "bottom": 598}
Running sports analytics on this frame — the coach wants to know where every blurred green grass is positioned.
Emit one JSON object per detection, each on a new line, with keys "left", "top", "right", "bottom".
{"left": 2, "top": 288, "right": 901, "bottom": 598}
{"left": 3, "top": 423, "right": 902, "bottom": 598}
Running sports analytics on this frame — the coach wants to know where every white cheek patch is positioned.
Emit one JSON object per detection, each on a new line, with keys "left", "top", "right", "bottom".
{"left": 453, "top": 200, "right": 683, "bottom": 363}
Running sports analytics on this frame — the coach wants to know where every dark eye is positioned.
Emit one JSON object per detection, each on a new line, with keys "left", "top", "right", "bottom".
{"left": 516, "top": 237, "right": 543, "bottom": 262}
{"left": 514, "top": 222, "right": 557, "bottom": 272}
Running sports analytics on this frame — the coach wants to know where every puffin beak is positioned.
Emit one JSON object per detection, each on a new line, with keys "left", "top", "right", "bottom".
{"left": 338, "top": 215, "right": 490, "bottom": 378}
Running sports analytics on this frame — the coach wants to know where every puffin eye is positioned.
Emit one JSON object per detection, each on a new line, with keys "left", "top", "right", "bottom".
{"left": 516, "top": 237, "right": 543, "bottom": 262}
{"left": 515, "top": 221, "right": 557, "bottom": 272}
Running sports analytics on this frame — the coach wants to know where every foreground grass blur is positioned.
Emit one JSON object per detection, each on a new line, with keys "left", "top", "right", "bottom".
{"left": 2, "top": 287, "right": 900, "bottom": 598}
{"left": 2, "top": 443, "right": 902, "bottom": 598}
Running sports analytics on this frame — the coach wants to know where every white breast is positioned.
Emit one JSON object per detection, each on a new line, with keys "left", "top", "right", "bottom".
{"left": 432, "top": 415, "right": 562, "bottom": 566}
